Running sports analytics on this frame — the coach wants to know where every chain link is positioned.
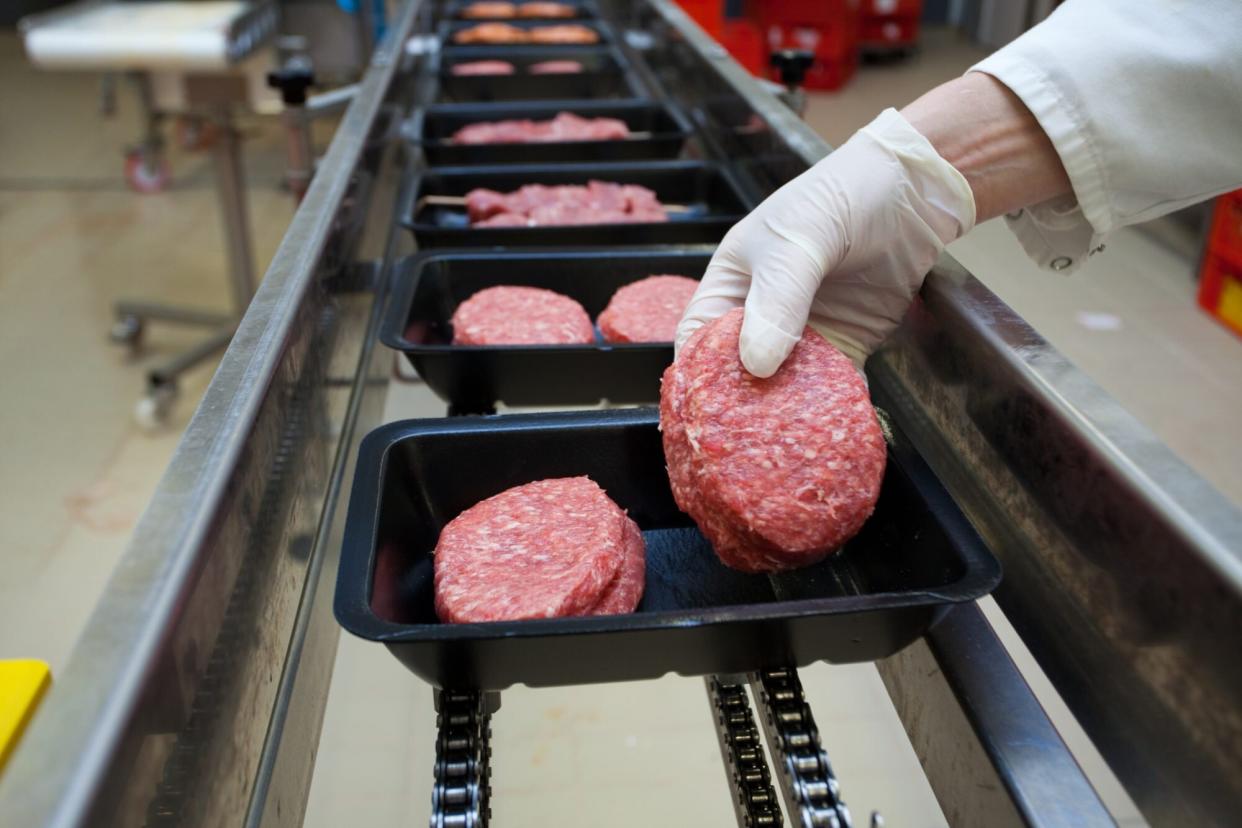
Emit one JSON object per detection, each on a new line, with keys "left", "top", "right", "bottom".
{"left": 431, "top": 690, "right": 493, "bottom": 828}
{"left": 749, "top": 668, "right": 853, "bottom": 828}
{"left": 705, "top": 676, "right": 784, "bottom": 828}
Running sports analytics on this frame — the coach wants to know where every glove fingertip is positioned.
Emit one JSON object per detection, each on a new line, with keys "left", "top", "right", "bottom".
{"left": 739, "top": 309, "right": 800, "bottom": 379}
{"left": 674, "top": 319, "right": 701, "bottom": 357}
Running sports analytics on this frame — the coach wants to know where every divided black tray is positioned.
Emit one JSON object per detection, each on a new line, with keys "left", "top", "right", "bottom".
{"left": 402, "top": 160, "right": 749, "bottom": 247}
{"left": 445, "top": 0, "right": 598, "bottom": 19}
{"left": 334, "top": 408, "right": 1002, "bottom": 689}
{"left": 382, "top": 248, "right": 712, "bottom": 409}
{"left": 442, "top": 18, "right": 612, "bottom": 47}
{"left": 411, "top": 99, "right": 692, "bottom": 165}
{"left": 437, "top": 47, "right": 643, "bottom": 102}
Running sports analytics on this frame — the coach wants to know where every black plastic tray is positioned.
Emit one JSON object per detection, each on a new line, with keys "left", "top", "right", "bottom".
{"left": 334, "top": 408, "right": 1002, "bottom": 689}
{"left": 382, "top": 248, "right": 712, "bottom": 409}
{"left": 446, "top": 0, "right": 598, "bottom": 19}
{"left": 442, "top": 18, "right": 612, "bottom": 47}
{"left": 402, "top": 160, "right": 749, "bottom": 247}
{"left": 411, "top": 99, "right": 692, "bottom": 165}
{"left": 437, "top": 46, "right": 643, "bottom": 102}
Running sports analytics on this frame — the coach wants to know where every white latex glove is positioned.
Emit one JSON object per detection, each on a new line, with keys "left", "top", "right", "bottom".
{"left": 677, "top": 108, "right": 976, "bottom": 375}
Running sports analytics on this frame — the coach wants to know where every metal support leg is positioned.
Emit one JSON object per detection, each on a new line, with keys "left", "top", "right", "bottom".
{"left": 111, "top": 107, "right": 257, "bottom": 427}
{"left": 280, "top": 105, "right": 315, "bottom": 202}
{"left": 706, "top": 676, "right": 783, "bottom": 828}
{"left": 122, "top": 72, "right": 170, "bottom": 192}
{"left": 875, "top": 603, "right": 1115, "bottom": 828}
{"left": 210, "top": 107, "right": 257, "bottom": 312}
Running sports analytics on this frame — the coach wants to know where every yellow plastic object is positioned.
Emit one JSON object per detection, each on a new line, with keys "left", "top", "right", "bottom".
{"left": 0, "top": 660, "right": 51, "bottom": 774}
{"left": 1219, "top": 274, "right": 1242, "bottom": 330}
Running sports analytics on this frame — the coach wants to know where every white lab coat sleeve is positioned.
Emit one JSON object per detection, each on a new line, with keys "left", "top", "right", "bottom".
{"left": 969, "top": 0, "right": 1242, "bottom": 273}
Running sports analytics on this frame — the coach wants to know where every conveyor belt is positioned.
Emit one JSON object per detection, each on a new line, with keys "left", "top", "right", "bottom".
{"left": 0, "top": 0, "right": 1238, "bottom": 826}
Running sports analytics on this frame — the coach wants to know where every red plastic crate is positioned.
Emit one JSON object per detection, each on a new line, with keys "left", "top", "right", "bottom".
{"left": 721, "top": 19, "right": 767, "bottom": 75}
{"left": 861, "top": 0, "right": 921, "bottom": 15}
{"left": 764, "top": 19, "right": 858, "bottom": 61}
{"left": 676, "top": 0, "right": 725, "bottom": 37}
{"left": 860, "top": 13, "right": 920, "bottom": 46}
{"left": 752, "top": 0, "right": 860, "bottom": 26}
{"left": 1198, "top": 254, "right": 1242, "bottom": 338}
{"left": 1204, "top": 190, "right": 1242, "bottom": 270}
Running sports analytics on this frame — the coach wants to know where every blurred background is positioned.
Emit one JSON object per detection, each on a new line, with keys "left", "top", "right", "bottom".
{"left": 0, "top": 1, "right": 1238, "bottom": 825}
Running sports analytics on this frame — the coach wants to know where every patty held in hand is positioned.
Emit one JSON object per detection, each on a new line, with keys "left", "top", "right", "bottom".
{"left": 661, "top": 308, "right": 885, "bottom": 572}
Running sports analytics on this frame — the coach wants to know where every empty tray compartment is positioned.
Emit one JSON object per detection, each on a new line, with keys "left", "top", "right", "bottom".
{"left": 437, "top": 46, "right": 643, "bottom": 102}
{"left": 402, "top": 160, "right": 750, "bottom": 247}
{"left": 382, "top": 248, "right": 713, "bottom": 409}
{"left": 412, "top": 99, "right": 692, "bottom": 165}
{"left": 334, "top": 408, "right": 1002, "bottom": 689}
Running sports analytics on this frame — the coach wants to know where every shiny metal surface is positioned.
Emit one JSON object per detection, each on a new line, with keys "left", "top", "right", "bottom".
{"left": 869, "top": 262, "right": 1242, "bottom": 825}
{"left": 0, "top": 0, "right": 421, "bottom": 825}
{"left": 2, "top": 0, "right": 1238, "bottom": 825}
{"left": 633, "top": 4, "right": 1242, "bottom": 821}
{"left": 876, "top": 604, "right": 1114, "bottom": 827}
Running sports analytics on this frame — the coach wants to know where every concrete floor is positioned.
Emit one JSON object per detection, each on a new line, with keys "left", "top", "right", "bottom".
{"left": 1, "top": 22, "right": 1236, "bottom": 828}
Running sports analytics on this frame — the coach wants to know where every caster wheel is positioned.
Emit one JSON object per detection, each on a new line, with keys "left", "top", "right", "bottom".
{"left": 134, "top": 384, "right": 178, "bottom": 431}
{"left": 124, "top": 151, "right": 171, "bottom": 194}
{"left": 110, "top": 315, "right": 144, "bottom": 347}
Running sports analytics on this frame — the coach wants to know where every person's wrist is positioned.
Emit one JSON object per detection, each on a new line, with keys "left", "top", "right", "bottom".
{"left": 900, "top": 73, "right": 1070, "bottom": 222}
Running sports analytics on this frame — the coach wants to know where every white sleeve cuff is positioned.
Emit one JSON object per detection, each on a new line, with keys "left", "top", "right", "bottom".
{"left": 1004, "top": 194, "right": 1106, "bottom": 275}
{"left": 970, "top": 50, "right": 1116, "bottom": 236}
{"left": 969, "top": 48, "right": 1115, "bottom": 274}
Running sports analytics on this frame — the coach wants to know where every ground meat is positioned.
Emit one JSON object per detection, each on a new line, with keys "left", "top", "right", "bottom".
{"left": 461, "top": 1, "right": 516, "bottom": 18}
{"left": 518, "top": 1, "right": 576, "bottom": 17}
{"left": 589, "top": 514, "right": 646, "bottom": 615}
{"left": 434, "top": 477, "right": 630, "bottom": 623}
{"left": 450, "top": 285, "right": 595, "bottom": 345}
{"left": 450, "top": 60, "right": 517, "bottom": 76}
{"left": 598, "top": 275, "right": 700, "bottom": 343}
{"left": 451, "top": 112, "right": 629, "bottom": 145}
{"left": 527, "top": 23, "right": 598, "bottom": 43}
{"left": 454, "top": 22, "right": 529, "bottom": 43}
{"left": 453, "top": 21, "right": 597, "bottom": 44}
{"left": 660, "top": 308, "right": 886, "bottom": 572}
{"left": 528, "top": 59, "right": 583, "bottom": 74}
{"left": 464, "top": 181, "right": 668, "bottom": 227}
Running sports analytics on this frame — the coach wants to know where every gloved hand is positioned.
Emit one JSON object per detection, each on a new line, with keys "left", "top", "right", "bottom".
{"left": 677, "top": 107, "right": 976, "bottom": 376}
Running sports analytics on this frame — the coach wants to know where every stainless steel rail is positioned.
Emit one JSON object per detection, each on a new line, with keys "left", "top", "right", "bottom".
{"left": 1, "top": 0, "right": 1238, "bottom": 825}
{"left": 630, "top": 3, "right": 1242, "bottom": 823}
{"left": 0, "top": 0, "right": 422, "bottom": 824}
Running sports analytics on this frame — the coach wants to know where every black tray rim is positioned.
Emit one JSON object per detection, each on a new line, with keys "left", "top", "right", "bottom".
{"left": 406, "top": 97, "right": 694, "bottom": 153}
{"left": 400, "top": 158, "right": 752, "bottom": 235}
{"left": 433, "top": 44, "right": 648, "bottom": 101}
{"left": 440, "top": 17, "right": 614, "bottom": 47}
{"left": 334, "top": 407, "right": 1003, "bottom": 644}
{"left": 379, "top": 246, "right": 716, "bottom": 355}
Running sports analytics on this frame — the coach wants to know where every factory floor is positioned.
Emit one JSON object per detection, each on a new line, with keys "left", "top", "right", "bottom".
{"left": 1, "top": 24, "right": 1235, "bottom": 826}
